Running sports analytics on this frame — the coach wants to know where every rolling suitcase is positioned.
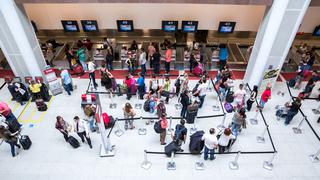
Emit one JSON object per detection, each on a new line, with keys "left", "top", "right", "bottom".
{"left": 6, "top": 120, "right": 21, "bottom": 133}
{"left": 164, "top": 141, "right": 180, "bottom": 157}
{"left": 67, "top": 136, "right": 80, "bottom": 148}
{"left": 189, "top": 130, "right": 205, "bottom": 154}
{"left": 186, "top": 110, "right": 198, "bottom": 124}
{"left": 73, "top": 64, "right": 84, "bottom": 75}
{"left": 224, "top": 102, "right": 234, "bottom": 113}
{"left": 35, "top": 99, "right": 47, "bottom": 111}
{"left": 19, "top": 135, "right": 32, "bottom": 150}
{"left": 226, "top": 90, "right": 234, "bottom": 103}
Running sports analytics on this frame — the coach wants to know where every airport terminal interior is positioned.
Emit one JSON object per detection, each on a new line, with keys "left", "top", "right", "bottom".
{"left": 0, "top": 0, "right": 320, "bottom": 179}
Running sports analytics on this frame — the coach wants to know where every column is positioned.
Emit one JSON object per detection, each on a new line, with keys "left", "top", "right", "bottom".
{"left": 0, "top": 0, "right": 46, "bottom": 78}
{"left": 244, "top": 0, "right": 311, "bottom": 89}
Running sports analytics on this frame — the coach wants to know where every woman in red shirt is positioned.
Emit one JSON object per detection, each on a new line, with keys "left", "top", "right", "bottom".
{"left": 258, "top": 84, "right": 271, "bottom": 109}
{"left": 165, "top": 46, "right": 172, "bottom": 74}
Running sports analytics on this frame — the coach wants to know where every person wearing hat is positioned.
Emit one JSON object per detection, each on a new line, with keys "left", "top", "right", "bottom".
{"left": 258, "top": 83, "right": 271, "bottom": 110}
{"left": 201, "top": 128, "right": 218, "bottom": 160}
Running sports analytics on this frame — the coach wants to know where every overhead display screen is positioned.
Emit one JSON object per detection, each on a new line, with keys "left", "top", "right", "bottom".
{"left": 81, "top": 20, "right": 99, "bottom": 32}
{"left": 218, "top": 21, "right": 236, "bottom": 33}
{"left": 313, "top": 25, "right": 320, "bottom": 36}
{"left": 117, "top": 20, "right": 134, "bottom": 32}
{"left": 61, "top": 20, "right": 79, "bottom": 32}
{"left": 162, "top": 21, "right": 178, "bottom": 32}
{"left": 182, "top": 21, "right": 198, "bottom": 33}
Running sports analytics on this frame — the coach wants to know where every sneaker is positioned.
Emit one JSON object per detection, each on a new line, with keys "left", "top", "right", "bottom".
{"left": 89, "top": 145, "right": 93, "bottom": 149}
{"left": 161, "top": 143, "right": 167, "bottom": 145}
{"left": 210, "top": 157, "right": 216, "bottom": 161}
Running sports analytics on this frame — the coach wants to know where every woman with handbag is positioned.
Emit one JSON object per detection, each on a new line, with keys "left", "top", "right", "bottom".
{"left": 0, "top": 125, "right": 21, "bottom": 157}
{"left": 55, "top": 116, "right": 71, "bottom": 141}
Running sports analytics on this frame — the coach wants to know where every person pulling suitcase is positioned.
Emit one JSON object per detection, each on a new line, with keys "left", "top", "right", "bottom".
{"left": 73, "top": 116, "right": 92, "bottom": 149}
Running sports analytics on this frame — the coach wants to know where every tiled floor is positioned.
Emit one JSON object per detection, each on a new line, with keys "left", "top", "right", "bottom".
{"left": 0, "top": 77, "right": 319, "bottom": 180}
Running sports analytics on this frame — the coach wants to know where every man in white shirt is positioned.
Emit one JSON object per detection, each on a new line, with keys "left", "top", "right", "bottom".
{"left": 234, "top": 84, "right": 246, "bottom": 108}
{"left": 73, "top": 116, "right": 92, "bottom": 149}
{"left": 193, "top": 78, "right": 207, "bottom": 108}
{"left": 201, "top": 128, "right": 218, "bottom": 160}
{"left": 139, "top": 48, "right": 147, "bottom": 75}
{"left": 87, "top": 60, "right": 98, "bottom": 89}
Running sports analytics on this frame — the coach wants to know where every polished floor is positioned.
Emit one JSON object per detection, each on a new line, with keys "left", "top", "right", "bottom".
{"left": 0, "top": 77, "right": 319, "bottom": 180}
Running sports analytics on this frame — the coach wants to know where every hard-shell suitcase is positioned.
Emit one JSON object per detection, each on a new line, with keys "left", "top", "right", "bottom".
{"left": 19, "top": 135, "right": 32, "bottom": 150}
{"left": 164, "top": 141, "right": 180, "bottom": 157}
{"left": 224, "top": 102, "right": 234, "bottom": 113}
{"left": 226, "top": 90, "right": 234, "bottom": 103}
{"left": 189, "top": 130, "right": 205, "bottom": 154}
{"left": 67, "top": 136, "right": 80, "bottom": 148}
{"left": 186, "top": 110, "right": 198, "bottom": 124}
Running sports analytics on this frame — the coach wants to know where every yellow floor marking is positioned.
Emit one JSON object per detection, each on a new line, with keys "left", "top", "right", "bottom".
{"left": 24, "top": 96, "right": 55, "bottom": 124}
{"left": 17, "top": 99, "right": 31, "bottom": 123}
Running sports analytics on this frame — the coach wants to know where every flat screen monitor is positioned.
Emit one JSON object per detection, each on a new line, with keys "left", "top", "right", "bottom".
{"left": 162, "top": 21, "right": 178, "bottom": 32}
{"left": 61, "top": 20, "right": 79, "bottom": 32}
{"left": 81, "top": 20, "right": 99, "bottom": 32}
{"left": 117, "top": 20, "right": 134, "bottom": 32}
{"left": 218, "top": 22, "right": 236, "bottom": 33}
{"left": 182, "top": 21, "right": 198, "bottom": 33}
{"left": 313, "top": 25, "right": 320, "bottom": 36}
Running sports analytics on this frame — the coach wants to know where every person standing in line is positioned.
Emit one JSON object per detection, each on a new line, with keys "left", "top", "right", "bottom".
{"left": 29, "top": 80, "right": 42, "bottom": 100}
{"left": 173, "top": 119, "right": 188, "bottom": 152}
{"left": 148, "top": 42, "right": 156, "bottom": 68}
{"left": 234, "top": 84, "right": 246, "bottom": 109}
{"left": 201, "top": 128, "right": 218, "bottom": 160}
{"left": 55, "top": 116, "right": 71, "bottom": 142}
{"left": 218, "top": 128, "right": 236, "bottom": 153}
{"left": 73, "top": 116, "right": 92, "bottom": 149}
{"left": 105, "top": 49, "right": 114, "bottom": 71}
{"left": 152, "top": 50, "right": 161, "bottom": 75}
{"left": 189, "top": 52, "right": 196, "bottom": 73}
{"left": 0, "top": 125, "right": 21, "bottom": 157}
{"left": 246, "top": 85, "right": 258, "bottom": 111}
{"left": 159, "top": 114, "right": 168, "bottom": 145}
{"left": 136, "top": 73, "right": 145, "bottom": 100}
{"left": 231, "top": 108, "right": 247, "bottom": 137}
{"left": 77, "top": 46, "right": 87, "bottom": 71}
{"left": 87, "top": 60, "right": 98, "bottom": 90}
{"left": 165, "top": 46, "right": 172, "bottom": 74}
{"left": 180, "top": 90, "right": 190, "bottom": 119}
{"left": 60, "top": 69, "right": 73, "bottom": 96}
{"left": 64, "top": 44, "right": 74, "bottom": 70}
{"left": 181, "top": 73, "right": 189, "bottom": 93}
{"left": 123, "top": 103, "right": 136, "bottom": 130}
{"left": 284, "top": 97, "right": 302, "bottom": 126}
{"left": 0, "top": 101, "right": 19, "bottom": 122}
{"left": 139, "top": 48, "right": 147, "bottom": 75}
{"left": 193, "top": 78, "right": 207, "bottom": 108}
{"left": 219, "top": 44, "right": 228, "bottom": 71}
{"left": 258, "top": 84, "right": 271, "bottom": 110}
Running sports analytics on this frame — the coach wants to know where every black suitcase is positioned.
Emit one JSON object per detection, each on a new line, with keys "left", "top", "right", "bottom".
{"left": 226, "top": 90, "right": 234, "bottom": 103}
{"left": 164, "top": 141, "right": 180, "bottom": 157}
{"left": 186, "top": 110, "right": 198, "bottom": 124}
{"left": 6, "top": 119, "right": 21, "bottom": 133}
{"left": 67, "top": 136, "right": 80, "bottom": 148}
{"left": 36, "top": 99, "right": 47, "bottom": 111}
{"left": 38, "top": 104, "right": 48, "bottom": 111}
{"left": 19, "top": 135, "right": 32, "bottom": 150}
{"left": 105, "top": 116, "right": 115, "bottom": 129}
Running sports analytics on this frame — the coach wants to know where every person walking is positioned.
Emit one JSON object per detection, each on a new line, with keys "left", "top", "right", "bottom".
{"left": 258, "top": 84, "right": 271, "bottom": 110}
{"left": 246, "top": 85, "right": 258, "bottom": 111}
{"left": 105, "top": 49, "right": 114, "bottom": 70}
{"left": 201, "top": 128, "right": 218, "bottom": 160}
{"left": 73, "top": 116, "right": 92, "bottom": 148}
{"left": 123, "top": 103, "right": 136, "bottom": 130}
{"left": 0, "top": 125, "right": 21, "bottom": 157}
{"left": 88, "top": 60, "right": 98, "bottom": 90}
{"left": 165, "top": 46, "right": 172, "bottom": 74}
{"left": 180, "top": 90, "right": 190, "bottom": 118}
{"left": 284, "top": 97, "right": 302, "bottom": 125}
{"left": 60, "top": 69, "right": 73, "bottom": 96}
{"left": 55, "top": 116, "right": 71, "bottom": 142}
{"left": 139, "top": 48, "right": 147, "bottom": 75}
{"left": 159, "top": 114, "right": 168, "bottom": 145}
{"left": 77, "top": 46, "right": 87, "bottom": 71}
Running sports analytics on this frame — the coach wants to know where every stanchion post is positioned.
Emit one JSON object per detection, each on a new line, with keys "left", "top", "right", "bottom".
{"left": 292, "top": 117, "right": 306, "bottom": 134}
{"left": 141, "top": 150, "right": 152, "bottom": 170}
{"left": 190, "top": 116, "right": 198, "bottom": 135}
{"left": 195, "top": 152, "right": 205, "bottom": 170}
{"left": 167, "top": 116, "right": 174, "bottom": 134}
{"left": 212, "top": 95, "right": 220, "bottom": 111}
{"left": 109, "top": 91, "right": 117, "bottom": 109}
{"left": 167, "top": 151, "right": 176, "bottom": 170}
{"left": 309, "top": 147, "right": 320, "bottom": 163}
{"left": 257, "top": 126, "right": 268, "bottom": 143}
{"left": 135, "top": 93, "right": 142, "bottom": 109}
{"left": 263, "top": 152, "right": 277, "bottom": 171}
{"left": 250, "top": 109, "right": 259, "bottom": 125}
{"left": 100, "top": 137, "right": 116, "bottom": 157}
{"left": 229, "top": 151, "right": 241, "bottom": 170}
{"left": 217, "top": 114, "right": 226, "bottom": 131}
{"left": 138, "top": 116, "right": 147, "bottom": 135}
{"left": 114, "top": 118, "right": 124, "bottom": 137}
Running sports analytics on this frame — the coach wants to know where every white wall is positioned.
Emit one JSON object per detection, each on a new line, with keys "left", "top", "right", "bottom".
{"left": 23, "top": 3, "right": 266, "bottom": 31}
{"left": 23, "top": 3, "right": 320, "bottom": 33}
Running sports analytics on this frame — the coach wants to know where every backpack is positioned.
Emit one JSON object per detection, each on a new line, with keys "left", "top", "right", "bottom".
{"left": 144, "top": 99, "right": 151, "bottom": 112}
{"left": 224, "top": 102, "right": 234, "bottom": 113}
{"left": 154, "top": 120, "right": 164, "bottom": 133}
{"left": 174, "top": 124, "right": 186, "bottom": 141}
{"left": 189, "top": 130, "right": 205, "bottom": 154}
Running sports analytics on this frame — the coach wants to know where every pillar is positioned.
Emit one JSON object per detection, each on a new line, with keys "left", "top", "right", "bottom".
{"left": 244, "top": 0, "right": 311, "bottom": 89}
{"left": 0, "top": 0, "right": 46, "bottom": 78}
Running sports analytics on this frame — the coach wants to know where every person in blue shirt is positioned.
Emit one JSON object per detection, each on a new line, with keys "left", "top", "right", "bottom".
{"left": 60, "top": 69, "right": 73, "bottom": 95}
{"left": 136, "top": 72, "right": 145, "bottom": 99}
{"left": 219, "top": 44, "right": 228, "bottom": 71}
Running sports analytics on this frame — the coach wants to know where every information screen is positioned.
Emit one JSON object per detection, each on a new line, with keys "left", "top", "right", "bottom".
{"left": 218, "top": 22, "right": 236, "bottom": 33}
{"left": 117, "top": 20, "right": 134, "bottom": 32}
{"left": 162, "top": 21, "right": 178, "bottom": 32}
{"left": 81, "top": 20, "right": 99, "bottom": 32}
{"left": 61, "top": 20, "right": 79, "bottom": 32}
{"left": 313, "top": 25, "right": 320, "bottom": 36}
{"left": 182, "top": 21, "right": 198, "bottom": 33}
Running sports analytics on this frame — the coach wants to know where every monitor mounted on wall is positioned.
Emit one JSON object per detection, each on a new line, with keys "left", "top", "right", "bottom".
{"left": 61, "top": 20, "right": 79, "bottom": 32}
{"left": 182, "top": 21, "right": 198, "bottom": 33}
{"left": 162, "top": 21, "right": 178, "bottom": 32}
{"left": 117, "top": 20, "right": 134, "bottom": 32}
{"left": 313, "top": 25, "right": 320, "bottom": 36}
{"left": 81, "top": 20, "right": 99, "bottom": 32}
{"left": 218, "top": 21, "right": 236, "bottom": 33}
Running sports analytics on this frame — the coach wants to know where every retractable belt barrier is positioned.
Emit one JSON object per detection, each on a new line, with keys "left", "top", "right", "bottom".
{"left": 0, "top": 82, "right": 6, "bottom": 90}
{"left": 285, "top": 82, "right": 320, "bottom": 142}
{"left": 115, "top": 114, "right": 225, "bottom": 122}
{"left": 145, "top": 150, "right": 275, "bottom": 155}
